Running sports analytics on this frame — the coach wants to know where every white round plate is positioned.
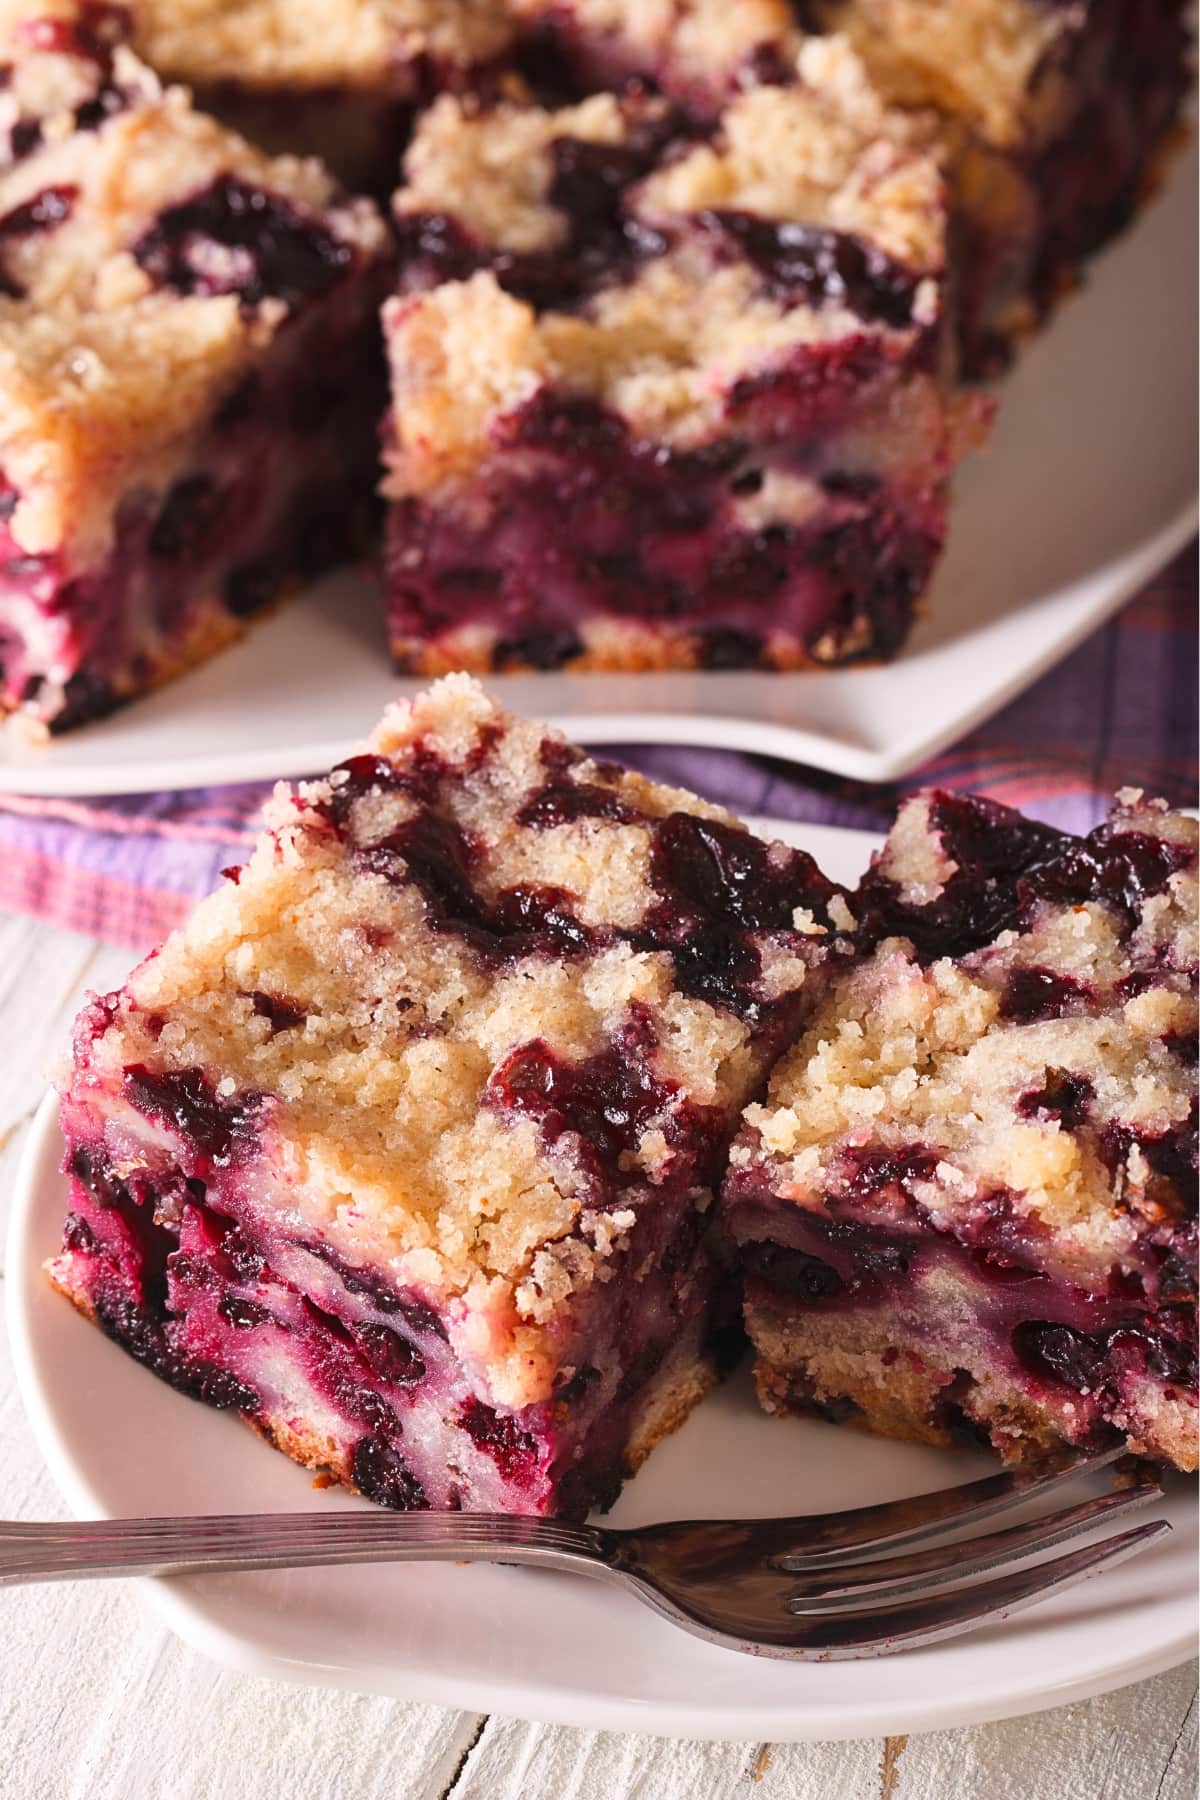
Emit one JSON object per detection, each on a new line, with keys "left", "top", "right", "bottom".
{"left": 0, "top": 153, "right": 1196, "bottom": 799}
{"left": 7, "top": 821, "right": 1196, "bottom": 1739}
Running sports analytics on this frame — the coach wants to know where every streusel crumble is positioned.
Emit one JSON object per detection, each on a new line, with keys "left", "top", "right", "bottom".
{"left": 127, "top": 0, "right": 519, "bottom": 190}
{"left": 512, "top": 0, "right": 802, "bottom": 115}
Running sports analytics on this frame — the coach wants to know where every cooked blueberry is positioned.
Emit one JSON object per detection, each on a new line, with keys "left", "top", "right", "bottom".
{"left": 1035, "top": 829, "right": 1195, "bottom": 927}
{"left": 122, "top": 1064, "right": 262, "bottom": 1163}
{"left": 728, "top": 467, "right": 764, "bottom": 496}
{"left": 458, "top": 1398, "right": 541, "bottom": 1481}
{"left": 9, "top": 118, "right": 41, "bottom": 160}
{"left": 697, "top": 627, "right": 765, "bottom": 669}
{"left": 841, "top": 1145, "right": 942, "bottom": 1200}
{"left": 393, "top": 209, "right": 483, "bottom": 286}
{"left": 217, "top": 1294, "right": 273, "bottom": 1330}
{"left": 0, "top": 183, "right": 78, "bottom": 296}
{"left": 505, "top": 390, "right": 627, "bottom": 456}
{"left": 248, "top": 990, "right": 307, "bottom": 1032}
{"left": 338, "top": 1375, "right": 399, "bottom": 1432}
{"left": 487, "top": 1014, "right": 680, "bottom": 1180}
{"left": 149, "top": 476, "right": 225, "bottom": 560}
{"left": 1100, "top": 1102, "right": 1198, "bottom": 1220}
{"left": 62, "top": 1212, "right": 96, "bottom": 1253}
{"left": 48, "top": 670, "right": 119, "bottom": 733}
{"left": 223, "top": 560, "right": 280, "bottom": 618}
{"left": 351, "top": 1437, "right": 427, "bottom": 1510}
{"left": 1001, "top": 967, "right": 1091, "bottom": 1023}
{"left": 489, "top": 884, "right": 595, "bottom": 957}
{"left": 696, "top": 212, "right": 920, "bottom": 327}
{"left": 1012, "top": 1320, "right": 1109, "bottom": 1392}
{"left": 353, "top": 1322, "right": 426, "bottom": 1388}
{"left": 214, "top": 372, "right": 260, "bottom": 431}
{"left": 73, "top": 81, "right": 128, "bottom": 133}
{"left": 741, "top": 1240, "right": 843, "bottom": 1302}
{"left": 132, "top": 177, "right": 352, "bottom": 308}
{"left": 517, "top": 781, "right": 635, "bottom": 828}
{"left": 665, "top": 813, "right": 820, "bottom": 931}
{"left": 494, "top": 630, "right": 584, "bottom": 671}
{"left": 0, "top": 183, "right": 77, "bottom": 237}
{"left": 1018, "top": 1070, "right": 1095, "bottom": 1130}
{"left": 1165, "top": 1030, "right": 1199, "bottom": 1067}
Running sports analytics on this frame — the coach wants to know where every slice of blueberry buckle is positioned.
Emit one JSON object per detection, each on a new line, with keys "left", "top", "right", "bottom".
{"left": 380, "top": 38, "right": 988, "bottom": 677}
{"left": 0, "top": 1, "right": 392, "bottom": 735}
{"left": 49, "top": 674, "right": 849, "bottom": 1515}
{"left": 723, "top": 788, "right": 1198, "bottom": 1471}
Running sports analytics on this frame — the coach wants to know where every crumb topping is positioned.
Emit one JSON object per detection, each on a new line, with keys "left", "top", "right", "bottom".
{"left": 397, "top": 89, "right": 634, "bottom": 255}
{"left": 127, "top": 0, "right": 516, "bottom": 92}
{"left": 638, "top": 38, "right": 945, "bottom": 270}
{"left": 806, "top": 0, "right": 1074, "bottom": 147}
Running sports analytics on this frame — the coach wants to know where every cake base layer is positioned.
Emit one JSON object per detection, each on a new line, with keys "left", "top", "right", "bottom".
{"left": 49, "top": 1148, "right": 732, "bottom": 1518}
{"left": 736, "top": 1220, "right": 1197, "bottom": 1471}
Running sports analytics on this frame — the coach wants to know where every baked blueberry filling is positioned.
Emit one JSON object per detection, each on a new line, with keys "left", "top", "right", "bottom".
{"left": 53, "top": 1119, "right": 730, "bottom": 1516}
{"left": 695, "top": 212, "right": 920, "bottom": 327}
{"left": 133, "top": 176, "right": 353, "bottom": 309}
{"left": 0, "top": 182, "right": 77, "bottom": 295}
{"left": 395, "top": 121, "right": 680, "bottom": 311}
{"left": 384, "top": 379, "right": 944, "bottom": 673}
{"left": 855, "top": 793, "right": 1194, "bottom": 961}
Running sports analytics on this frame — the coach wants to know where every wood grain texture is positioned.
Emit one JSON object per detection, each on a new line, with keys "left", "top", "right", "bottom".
{"left": 0, "top": 910, "right": 1195, "bottom": 1800}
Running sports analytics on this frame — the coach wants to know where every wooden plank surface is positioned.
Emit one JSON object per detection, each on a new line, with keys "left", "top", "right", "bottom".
{"left": 0, "top": 909, "right": 1194, "bottom": 1800}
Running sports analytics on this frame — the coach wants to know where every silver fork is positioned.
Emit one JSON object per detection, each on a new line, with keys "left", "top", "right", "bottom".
{"left": 0, "top": 1447, "right": 1169, "bottom": 1660}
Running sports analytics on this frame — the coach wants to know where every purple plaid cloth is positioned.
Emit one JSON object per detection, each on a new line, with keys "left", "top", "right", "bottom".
{"left": 1, "top": 546, "right": 1195, "bottom": 952}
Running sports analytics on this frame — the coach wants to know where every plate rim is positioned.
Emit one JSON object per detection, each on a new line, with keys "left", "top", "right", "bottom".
{"left": 7, "top": 816, "right": 1197, "bottom": 1737}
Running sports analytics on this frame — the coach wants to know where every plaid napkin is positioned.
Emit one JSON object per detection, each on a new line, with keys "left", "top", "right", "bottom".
{"left": 1, "top": 546, "right": 1194, "bottom": 954}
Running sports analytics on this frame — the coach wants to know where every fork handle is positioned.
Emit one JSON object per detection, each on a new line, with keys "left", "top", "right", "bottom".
{"left": 0, "top": 1513, "right": 611, "bottom": 1587}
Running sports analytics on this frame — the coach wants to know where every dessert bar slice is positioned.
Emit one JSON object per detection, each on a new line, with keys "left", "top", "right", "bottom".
{"left": 50, "top": 675, "right": 849, "bottom": 1516}
{"left": 0, "top": 1, "right": 391, "bottom": 735}
{"left": 724, "top": 788, "right": 1198, "bottom": 1471}
{"left": 382, "top": 39, "right": 987, "bottom": 675}
{"left": 800, "top": 0, "right": 1190, "bottom": 373}
{"left": 127, "top": 0, "right": 519, "bottom": 192}
{"left": 511, "top": 0, "right": 802, "bottom": 117}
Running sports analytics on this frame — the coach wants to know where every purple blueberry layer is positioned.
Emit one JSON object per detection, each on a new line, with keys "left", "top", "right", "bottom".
{"left": 385, "top": 366, "right": 945, "bottom": 673}
{"left": 54, "top": 1098, "right": 734, "bottom": 1517}
{"left": 728, "top": 1194, "right": 1197, "bottom": 1451}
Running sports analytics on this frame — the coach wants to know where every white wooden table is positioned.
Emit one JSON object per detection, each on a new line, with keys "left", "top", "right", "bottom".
{"left": 1, "top": 908, "right": 1195, "bottom": 1800}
